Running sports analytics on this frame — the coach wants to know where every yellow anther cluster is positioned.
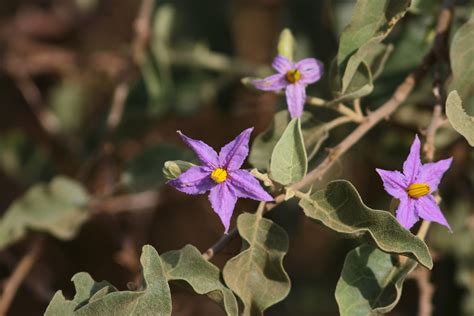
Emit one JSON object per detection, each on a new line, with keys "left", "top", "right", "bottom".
{"left": 211, "top": 168, "right": 227, "bottom": 183}
{"left": 286, "top": 69, "right": 301, "bottom": 83}
{"left": 406, "top": 183, "right": 430, "bottom": 198}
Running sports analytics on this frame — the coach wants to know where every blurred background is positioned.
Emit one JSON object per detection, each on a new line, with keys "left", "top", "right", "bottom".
{"left": 0, "top": 0, "right": 472, "bottom": 315}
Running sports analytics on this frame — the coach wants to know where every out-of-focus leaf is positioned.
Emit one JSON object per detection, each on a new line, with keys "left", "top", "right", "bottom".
{"left": 449, "top": 14, "right": 474, "bottom": 107}
{"left": 277, "top": 28, "right": 295, "bottom": 61}
{"left": 223, "top": 213, "right": 290, "bottom": 316}
{"left": 45, "top": 273, "right": 116, "bottom": 315}
{"left": 298, "top": 180, "right": 433, "bottom": 269}
{"left": 49, "top": 80, "right": 88, "bottom": 134}
{"left": 122, "top": 144, "right": 194, "bottom": 192}
{"left": 249, "top": 111, "right": 327, "bottom": 170}
{"left": 0, "top": 176, "right": 90, "bottom": 250}
{"left": 161, "top": 244, "right": 238, "bottom": 316}
{"left": 46, "top": 245, "right": 172, "bottom": 316}
{"left": 335, "top": 244, "right": 417, "bottom": 316}
{"left": 446, "top": 91, "right": 474, "bottom": 146}
{"left": 270, "top": 118, "right": 307, "bottom": 185}
{"left": 0, "top": 131, "right": 53, "bottom": 183}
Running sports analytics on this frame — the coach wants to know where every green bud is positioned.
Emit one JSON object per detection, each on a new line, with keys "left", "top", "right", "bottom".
{"left": 163, "top": 160, "right": 194, "bottom": 180}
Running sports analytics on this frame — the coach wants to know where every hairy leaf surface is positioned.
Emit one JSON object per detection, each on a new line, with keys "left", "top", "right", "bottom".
{"left": 223, "top": 213, "right": 290, "bottom": 316}
{"left": 161, "top": 244, "right": 238, "bottom": 316}
{"left": 298, "top": 180, "right": 432, "bottom": 269}
{"left": 335, "top": 244, "right": 417, "bottom": 316}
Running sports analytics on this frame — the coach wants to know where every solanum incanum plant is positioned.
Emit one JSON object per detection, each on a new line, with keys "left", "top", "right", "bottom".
{"left": 0, "top": 1, "right": 472, "bottom": 316}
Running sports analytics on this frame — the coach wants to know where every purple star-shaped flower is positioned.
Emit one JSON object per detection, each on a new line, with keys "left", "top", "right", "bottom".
{"left": 253, "top": 55, "right": 323, "bottom": 119}
{"left": 376, "top": 135, "right": 453, "bottom": 231}
{"left": 168, "top": 128, "right": 273, "bottom": 232}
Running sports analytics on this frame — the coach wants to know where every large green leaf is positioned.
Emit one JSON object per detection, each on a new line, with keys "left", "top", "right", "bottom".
{"left": 121, "top": 144, "right": 194, "bottom": 192}
{"left": 449, "top": 14, "right": 474, "bottom": 107}
{"left": 223, "top": 213, "right": 290, "bottom": 316}
{"left": 45, "top": 245, "right": 172, "bottom": 316}
{"left": 161, "top": 244, "right": 238, "bottom": 316}
{"left": 335, "top": 244, "right": 417, "bottom": 316}
{"left": 298, "top": 180, "right": 433, "bottom": 269}
{"left": 446, "top": 91, "right": 474, "bottom": 147}
{"left": 333, "top": 0, "right": 410, "bottom": 101}
{"left": 249, "top": 111, "right": 327, "bottom": 170}
{"left": 0, "top": 176, "right": 90, "bottom": 250}
{"left": 337, "top": 0, "right": 410, "bottom": 70}
{"left": 270, "top": 118, "right": 308, "bottom": 185}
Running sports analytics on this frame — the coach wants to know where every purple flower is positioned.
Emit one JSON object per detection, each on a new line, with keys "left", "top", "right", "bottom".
{"left": 168, "top": 128, "right": 273, "bottom": 232}
{"left": 253, "top": 55, "right": 323, "bottom": 119}
{"left": 376, "top": 135, "right": 453, "bottom": 231}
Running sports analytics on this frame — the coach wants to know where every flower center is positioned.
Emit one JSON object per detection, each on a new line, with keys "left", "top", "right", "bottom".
{"left": 211, "top": 168, "right": 227, "bottom": 183}
{"left": 406, "top": 183, "right": 430, "bottom": 198}
{"left": 285, "top": 69, "right": 301, "bottom": 83}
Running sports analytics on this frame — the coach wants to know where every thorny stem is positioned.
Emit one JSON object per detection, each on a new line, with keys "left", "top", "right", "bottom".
{"left": 306, "top": 96, "right": 364, "bottom": 122}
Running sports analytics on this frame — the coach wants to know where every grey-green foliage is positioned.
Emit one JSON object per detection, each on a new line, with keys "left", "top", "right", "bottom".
{"left": 122, "top": 144, "right": 193, "bottom": 192}
{"left": 335, "top": 244, "right": 417, "bottom": 316}
{"left": 449, "top": 14, "right": 474, "bottom": 110}
{"left": 332, "top": 0, "right": 410, "bottom": 101}
{"left": 298, "top": 180, "right": 433, "bottom": 269}
{"left": 223, "top": 213, "right": 290, "bottom": 316}
{"left": 446, "top": 91, "right": 474, "bottom": 147}
{"left": 270, "top": 118, "right": 308, "bottom": 185}
{"left": 249, "top": 111, "right": 328, "bottom": 170}
{"left": 0, "top": 176, "right": 90, "bottom": 250}
{"left": 45, "top": 245, "right": 172, "bottom": 316}
{"left": 161, "top": 244, "right": 238, "bottom": 316}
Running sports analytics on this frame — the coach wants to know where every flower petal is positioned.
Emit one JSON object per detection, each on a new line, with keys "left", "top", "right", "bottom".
{"left": 252, "top": 74, "right": 287, "bottom": 91}
{"left": 396, "top": 196, "right": 419, "bottom": 230}
{"left": 295, "top": 58, "right": 324, "bottom": 84}
{"left": 219, "top": 128, "right": 253, "bottom": 171}
{"left": 168, "top": 166, "right": 215, "bottom": 195}
{"left": 415, "top": 157, "right": 452, "bottom": 193}
{"left": 416, "top": 195, "right": 451, "bottom": 231}
{"left": 272, "top": 55, "right": 293, "bottom": 73}
{"left": 178, "top": 131, "right": 218, "bottom": 167}
{"left": 229, "top": 170, "right": 273, "bottom": 201}
{"left": 209, "top": 183, "right": 238, "bottom": 233}
{"left": 286, "top": 83, "right": 306, "bottom": 118}
{"left": 375, "top": 168, "right": 407, "bottom": 199}
{"left": 403, "top": 135, "right": 422, "bottom": 183}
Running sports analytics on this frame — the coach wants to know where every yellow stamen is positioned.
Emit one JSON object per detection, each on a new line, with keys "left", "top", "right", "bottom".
{"left": 286, "top": 69, "right": 301, "bottom": 83}
{"left": 211, "top": 168, "right": 227, "bottom": 184}
{"left": 406, "top": 183, "right": 430, "bottom": 198}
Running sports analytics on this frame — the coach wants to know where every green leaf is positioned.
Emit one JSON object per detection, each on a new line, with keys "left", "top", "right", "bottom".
{"left": 270, "top": 118, "right": 308, "bottom": 185}
{"left": 337, "top": 0, "right": 410, "bottom": 70}
{"left": 122, "top": 144, "right": 194, "bottom": 192}
{"left": 161, "top": 244, "right": 238, "bottom": 316}
{"left": 0, "top": 176, "right": 90, "bottom": 250}
{"left": 335, "top": 244, "right": 417, "bottom": 316}
{"left": 249, "top": 111, "right": 327, "bottom": 170}
{"left": 298, "top": 180, "right": 433, "bottom": 269}
{"left": 449, "top": 14, "right": 474, "bottom": 104}
{"left": 45, "top": 273, "right": 116, "bottom": 315}
{"left": 277, "top": 28, "right": 295, "bottom": 61}
{"left": 223, "top": 213, "right": 290, "bottom": 316}
{"left": 46, "top": 245, "right": 172, "bottom": 316}
{"left": 446, "top": 90, "right": 474, "bottom": 146}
